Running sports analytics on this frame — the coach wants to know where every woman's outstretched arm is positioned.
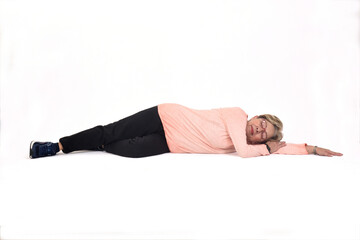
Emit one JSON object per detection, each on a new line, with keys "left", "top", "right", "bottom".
{"left": 269, "top": 142, "right": 343, "bottom": 157}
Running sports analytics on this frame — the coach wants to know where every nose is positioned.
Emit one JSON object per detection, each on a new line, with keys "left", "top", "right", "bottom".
{"left": 256, "top": 126, "right": 265, "bottom": 133}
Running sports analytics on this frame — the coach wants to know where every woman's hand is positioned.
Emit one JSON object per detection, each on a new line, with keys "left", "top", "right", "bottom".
{"left": 266, "top": 140, "right": 287, "bottom": 153}
{"left": 306, "top": 145, "right": 343, "bottom": 157}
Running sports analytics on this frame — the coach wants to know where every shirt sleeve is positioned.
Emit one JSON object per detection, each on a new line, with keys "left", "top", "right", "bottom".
{"left": 221, "top": 107, "right": 270, "bottom": 158}
{"left": 272, "top": 143, "right": 309, "bottom": 155}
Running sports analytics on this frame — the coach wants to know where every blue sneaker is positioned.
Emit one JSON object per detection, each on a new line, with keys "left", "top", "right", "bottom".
{"left": 29, "top": 141, "right": 60, "bottom": 159}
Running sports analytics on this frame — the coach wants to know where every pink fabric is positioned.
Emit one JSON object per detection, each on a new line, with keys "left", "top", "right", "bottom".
{"left": 158, "top": 103, "right": 308, "bottom": 158}
{"left": 272, "top": 143, "right": 308, "bottom": 155}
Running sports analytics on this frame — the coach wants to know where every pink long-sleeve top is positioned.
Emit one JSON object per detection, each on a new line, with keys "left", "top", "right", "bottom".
{"left": 157, "top": 103, "right": 308, "bottom": 157}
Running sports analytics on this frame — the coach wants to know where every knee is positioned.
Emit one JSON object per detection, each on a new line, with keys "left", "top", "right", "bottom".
{"left": 103, "top": 139, "right": 142, "bottom": 158}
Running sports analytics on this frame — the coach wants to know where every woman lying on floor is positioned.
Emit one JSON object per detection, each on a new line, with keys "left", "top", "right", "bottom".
{"left": 29, "top": 103, "right": 343, "bottom": 159}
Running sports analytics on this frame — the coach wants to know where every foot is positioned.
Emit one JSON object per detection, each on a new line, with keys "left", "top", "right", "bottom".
{"left": 29, "top": 141, "right": 60, "bottom": 159}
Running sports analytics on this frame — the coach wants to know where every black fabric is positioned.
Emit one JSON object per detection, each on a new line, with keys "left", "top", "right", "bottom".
{"left": 265, "top": 143, "right": 271, "bottom": 153}
{"left": 59, "top": 106, "right": 170, "bottom": 158}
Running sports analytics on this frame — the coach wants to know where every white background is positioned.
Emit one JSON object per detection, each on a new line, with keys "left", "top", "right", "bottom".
{"left": 0, "top": 0, "right": 359, "bottom": 239}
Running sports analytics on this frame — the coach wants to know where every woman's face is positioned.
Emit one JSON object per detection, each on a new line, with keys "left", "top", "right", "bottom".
{"left": 246, "top": 116, "right": 276, "bottom": 144}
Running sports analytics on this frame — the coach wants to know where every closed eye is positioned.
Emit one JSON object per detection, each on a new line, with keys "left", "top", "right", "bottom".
{"left": 261, "top": 132, "right": 267, "bottom": 140}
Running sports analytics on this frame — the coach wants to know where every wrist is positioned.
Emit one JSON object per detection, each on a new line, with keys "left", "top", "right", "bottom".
{"left": 305, "top": 145, "right": 318, "bottom": 155}
{"left": 306, "top": 145, "right": 313, "bottom": 154}
{"left": 313, "top": 146, "right": 318, "bottom": 155}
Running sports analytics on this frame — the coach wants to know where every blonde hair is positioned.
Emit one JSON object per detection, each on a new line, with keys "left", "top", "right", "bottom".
{"left": 258, "top": 114, "right": 283, "bottom": 141}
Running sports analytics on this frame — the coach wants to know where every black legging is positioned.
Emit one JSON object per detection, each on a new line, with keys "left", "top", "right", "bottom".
{"left": 59, "top": 106, "right": 170, "bottom": 158}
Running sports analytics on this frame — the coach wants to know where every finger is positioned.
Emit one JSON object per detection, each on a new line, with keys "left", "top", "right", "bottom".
{"left": 330, "top": 151, "right": 343, "bottom": 156}
{"left": 323, "top": 152, "right": 333, "bottom": 157}
{"left": 325, "top": 150, "right": 341, "bottom": 156}
{"left": 332, "top": 153, "right": 343, "bottom": 156}
{"left": 277, "top": 143, "right": 285, "bottom": 148}
{"left": 326, "top": 152, "right": 334, "bottom": 157}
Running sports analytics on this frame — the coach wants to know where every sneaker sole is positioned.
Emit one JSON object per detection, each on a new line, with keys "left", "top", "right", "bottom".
{"left": 29, "top": 140, "right": 35, "bottom": 159}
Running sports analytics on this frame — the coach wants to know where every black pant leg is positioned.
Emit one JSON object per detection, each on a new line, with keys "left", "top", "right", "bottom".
{"left": 104, "top": 133, "right": 170, "bottom": 158}
{"left": 59, "top": 106, "right": 166, "bottom": 153}
{"left": 60, "top": 125, "right": 105, "bottom": 153}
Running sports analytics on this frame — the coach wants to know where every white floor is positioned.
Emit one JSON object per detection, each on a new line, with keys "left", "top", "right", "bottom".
{"left": 1, "top": 150, "right": 360, "bottom": 240}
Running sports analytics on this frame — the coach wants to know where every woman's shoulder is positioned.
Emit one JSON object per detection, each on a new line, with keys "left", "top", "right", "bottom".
{"left": 219, "top": 106, "right": 247, "bottom": 115}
